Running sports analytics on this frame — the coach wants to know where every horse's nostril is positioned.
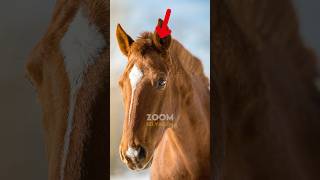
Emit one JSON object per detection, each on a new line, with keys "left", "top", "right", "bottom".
{"left": 137, "top": 146, "right": 146, "bottom": 161}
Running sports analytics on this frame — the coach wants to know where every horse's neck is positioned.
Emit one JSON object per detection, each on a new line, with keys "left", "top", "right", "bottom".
{"left": 153, "top": 43, "right": 210, "bottom": 177}
{"left": 169, "top": 39, "right": 210, "bottom": 142}
{"left": 169, "top": 40, "right": 209, "bottom": 88}
{"left": 172, "top": 89, "right": 210, "bottom": 153}
{"left": 155, "top": 93, "right": 210, "bottom": 177}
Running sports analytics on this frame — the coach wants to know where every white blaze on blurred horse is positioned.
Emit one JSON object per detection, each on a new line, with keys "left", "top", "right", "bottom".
{"left": 26, "top": 0, "right": 109, "bottom": 179}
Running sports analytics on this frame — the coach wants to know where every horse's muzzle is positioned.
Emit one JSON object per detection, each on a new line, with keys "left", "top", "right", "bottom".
{"left": 120, "top": 145, "right": 152, "bottom": 170}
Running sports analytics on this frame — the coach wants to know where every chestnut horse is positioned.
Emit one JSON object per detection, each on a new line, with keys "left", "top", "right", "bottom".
{"left": 213, "top": 0, "right": 320, "bottom": 179}
{"left": 25, "top": 0, "right": 109, "bottom": 179}
{"left": 116, "top": 20, "right": 210, "bottom": 179}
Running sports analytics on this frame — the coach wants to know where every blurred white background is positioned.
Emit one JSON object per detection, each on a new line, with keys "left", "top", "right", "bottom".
{"left": 110, "top": 0, "right": 210, "bottom": 179}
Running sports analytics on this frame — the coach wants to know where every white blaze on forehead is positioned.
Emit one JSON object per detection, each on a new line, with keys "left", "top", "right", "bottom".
{"left": 59, "top": 7, "right": 105, "bottom": 180}
{"left": 129, "top": 64, "right": 143, "bottom": 88}
{"left": 128, "top": 64, "right": 143, "bottom": 123}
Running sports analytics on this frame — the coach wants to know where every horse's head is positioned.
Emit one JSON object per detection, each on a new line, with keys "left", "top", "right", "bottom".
{"left": 25, "top": 1, "right": 108, "bottom": 179}
{"left": 116, "top": 19, "right": 187, "bottom": 170}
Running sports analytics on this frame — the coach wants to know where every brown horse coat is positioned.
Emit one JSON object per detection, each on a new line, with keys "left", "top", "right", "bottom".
{"left": 151, "top": 37, "right": 210, "bottom": 180}
{"left": 213, "top": 0, "right": 320, "bottom": 179}
{"left": 26, "top": 0, "right": 109, "bottom": 179}
{"left": 116, "top": 21, "right": 210, "bottom": 179}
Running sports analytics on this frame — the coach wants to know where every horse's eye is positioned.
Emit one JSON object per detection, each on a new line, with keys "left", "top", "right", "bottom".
{"left": 157, "top": 78, "right": 167, "bottom": 89}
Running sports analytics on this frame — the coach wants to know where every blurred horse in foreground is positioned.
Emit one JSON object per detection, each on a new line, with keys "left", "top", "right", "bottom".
{"left": 213, "top": 0, "right": 320, "bottom": 179}
{"left": 26, "top": 0, "right": 109, "bottom": 179}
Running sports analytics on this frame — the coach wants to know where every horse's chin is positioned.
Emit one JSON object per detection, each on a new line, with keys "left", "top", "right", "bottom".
{"left": 128, "top": 156, "right": 153, "bottom": 171}
{"left": 143, "top": 156, "right": 153, "bottom": 169}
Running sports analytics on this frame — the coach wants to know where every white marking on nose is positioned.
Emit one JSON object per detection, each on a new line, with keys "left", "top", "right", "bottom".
{"left": 126, "top": 146, "right": 140, "bottom": 158}
{"left": 59, "top": 7, "right": 105, "bottom": 180}
{"left": 128, "top": 64, "right": 143, "bottom": 123}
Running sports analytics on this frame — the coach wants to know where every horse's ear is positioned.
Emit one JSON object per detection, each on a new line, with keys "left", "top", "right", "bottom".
{"left": 152, "top": 19, "right": 172, "bottom": 51}
{"left": 116, "top": 24, "right": 134, "bottom": 56}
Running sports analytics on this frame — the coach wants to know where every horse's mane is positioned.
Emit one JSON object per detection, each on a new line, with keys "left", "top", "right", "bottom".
{"left": 169, "top": 39, "right": 209, "bottom": 87}
{"left": 136, "top": 32, "right": 209, "bottom": 87}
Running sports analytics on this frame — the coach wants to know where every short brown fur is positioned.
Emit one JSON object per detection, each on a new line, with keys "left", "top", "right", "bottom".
{"left": 26, "top": 0, "right": 109, "bottom": 179}
{"left": 213, "top": 0, "right": 320, "bottom": 179}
